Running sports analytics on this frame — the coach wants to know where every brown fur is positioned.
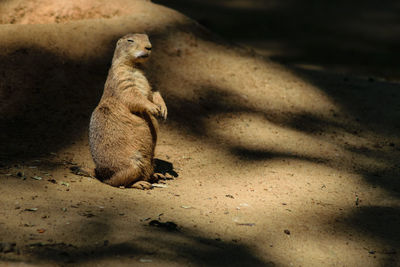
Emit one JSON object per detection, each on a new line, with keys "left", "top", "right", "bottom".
{"left": 89, "top": 33, "right": 167, "bottom": 188}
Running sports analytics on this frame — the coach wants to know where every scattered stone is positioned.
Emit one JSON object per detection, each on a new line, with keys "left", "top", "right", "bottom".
{"left": 225, "top": 194, "right": 234, "bottom": 199}
{"left": 25, "top": 208, "right": 38, "bottom": 212}
{"left": 79, "top": 212, "right": 94, "bottom": 218}
{"left": 180, "top": 205, "right": 192, "bottom": 209}
{"left": 31, "top": 176, "right": 42, "bottom": 180}
{"left": 61, "top": 181, "right": 70, "bottom": 187}
{"left": 236, "top": 223, "right": 255, "bottom": 226}
{"left": 284, "top": 229, "right": 291, "bottom": 235}
{"left": 152, "top": 183, "right": 167, "bottom": 188}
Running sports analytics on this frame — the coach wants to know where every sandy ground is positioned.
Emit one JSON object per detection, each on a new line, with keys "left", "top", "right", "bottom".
{"left": 154, "top": 0, "right": 400, "bottom": 82}
{"left": 0, "top": 0, "right": 399, "bottom": 266}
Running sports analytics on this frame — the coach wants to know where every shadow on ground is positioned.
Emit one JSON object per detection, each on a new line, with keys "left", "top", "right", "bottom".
{"left": 342, "top": 206, "right": 400, "bottom": 265}
{"left": 0, "top": 199, "right": 269, "bottom": 266}
{"left": 155, "top": 0, "right": 400, "bottom": 80}
{"left": 20, "top": 227, "right": 269, "bottom": 266}
{"left": 0, "top": 46, "right": 108, "bottom": 160}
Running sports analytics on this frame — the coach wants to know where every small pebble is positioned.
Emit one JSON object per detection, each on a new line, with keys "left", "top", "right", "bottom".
{"left": 152, "top": 183, "right": 167, "bottom": 188}
{"left": 25, "top": 208, "right": 38, "bottom": 212}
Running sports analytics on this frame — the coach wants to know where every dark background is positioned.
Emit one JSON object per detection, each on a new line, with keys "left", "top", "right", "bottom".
{"left": 155, "top": 0, "right": 400, "bottom": 81}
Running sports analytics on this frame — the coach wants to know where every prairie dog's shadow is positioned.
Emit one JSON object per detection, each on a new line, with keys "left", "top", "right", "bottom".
{"left": 154, "top": 158, "right": 178, "bottom": 178}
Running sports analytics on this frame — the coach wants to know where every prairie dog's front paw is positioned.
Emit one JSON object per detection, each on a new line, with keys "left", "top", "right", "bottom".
{"left": 146, "top": 103, "right": 161, "bottom": 116}
{"left": 158, "top": 104, "right": 167, "bottom": 120}
{"left": 152, "top": 91, "right": 167, "bottom": 120}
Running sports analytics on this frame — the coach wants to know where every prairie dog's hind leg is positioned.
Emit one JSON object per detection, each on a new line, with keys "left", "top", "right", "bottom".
{"left": 104, "top": 165, "right": 142, "bottom": 187}
{"left": 131, "top": 181, "right": 153, "bottom": 190}
{"left": 151, "top": 173, "right": 167, "bottom": 181}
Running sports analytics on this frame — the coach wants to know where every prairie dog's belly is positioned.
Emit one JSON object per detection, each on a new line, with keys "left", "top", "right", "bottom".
{"left": 89, "top": 102, "right": 156, "bottom": 170}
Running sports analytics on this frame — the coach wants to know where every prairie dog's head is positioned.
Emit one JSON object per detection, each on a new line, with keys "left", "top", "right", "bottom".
{"left": 113, "top": 33, "right": 152, "bottom": 64}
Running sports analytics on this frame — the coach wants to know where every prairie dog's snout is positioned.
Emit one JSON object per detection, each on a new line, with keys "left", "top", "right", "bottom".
{"left": 136, "top": 45, "right": 152, "bottom": 58}
{"left": 135, "top": 50, "right": 150, "bottom": 59}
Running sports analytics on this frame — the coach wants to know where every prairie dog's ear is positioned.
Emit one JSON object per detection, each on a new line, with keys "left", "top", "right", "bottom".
{"left": 116, "top": 38, "right": 124, "bottom": 46}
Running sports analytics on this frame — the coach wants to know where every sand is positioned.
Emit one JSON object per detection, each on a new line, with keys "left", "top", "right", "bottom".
{"left": 0, "top": 0, "right": 399, "bottom": 266}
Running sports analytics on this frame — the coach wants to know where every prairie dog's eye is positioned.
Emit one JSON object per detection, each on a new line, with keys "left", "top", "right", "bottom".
{"left": 127, "top": 39, "right": 134, "bottom": 43}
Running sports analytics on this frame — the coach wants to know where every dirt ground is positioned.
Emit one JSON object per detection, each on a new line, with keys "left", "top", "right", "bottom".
{"left": 0, "top": 0, "right": 399, "bottom": 266}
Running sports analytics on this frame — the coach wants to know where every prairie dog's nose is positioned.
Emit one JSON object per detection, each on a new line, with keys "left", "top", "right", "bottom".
{"left": 145, "top": 46, "right": 152, "bottom": 51}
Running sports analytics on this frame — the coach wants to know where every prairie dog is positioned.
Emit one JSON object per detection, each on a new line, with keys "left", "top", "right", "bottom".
{"left": 89, "top": 33, "right": 167, "bottom": 189}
